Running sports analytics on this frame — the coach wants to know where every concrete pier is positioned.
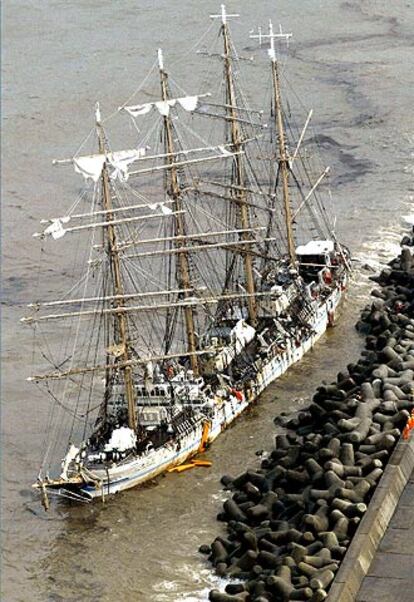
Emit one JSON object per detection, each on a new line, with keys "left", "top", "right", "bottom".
{"left": 356, "top": 466, "right": 414, "bottom": 602}
{"left": 327, "top": 435, "right": 414, "bottom": 602}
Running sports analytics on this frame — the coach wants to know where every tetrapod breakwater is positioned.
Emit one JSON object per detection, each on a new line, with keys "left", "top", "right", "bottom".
{"left": 201, "top": 227, "right": 414, "bottom": 602}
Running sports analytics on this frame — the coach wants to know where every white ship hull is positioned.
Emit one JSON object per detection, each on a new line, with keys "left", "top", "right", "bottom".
{"left": 80, "top": 284, "right": 344, "bottom": 499}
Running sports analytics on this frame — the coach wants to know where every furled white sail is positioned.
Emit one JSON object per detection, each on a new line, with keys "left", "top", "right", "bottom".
{"left": 155, "top": 100, "right": 175, "bottom": 116}
{"left": 73, "top": 155, "right": 106, "bottom": 183}
{"left": 177, "top": 95, "right": 199, "bottom": 111}
{"left": 123, "top": 94, "right": 206, "bottom": 118}
{"left": 43, "top": 216, "right": 70, "bottom": 240}
{"left": 73, "top": 148, "right": 147, "bottom": 182}
{"left": 148, "top": 200, "right": 173, "bottom": 215}
{"left": 108, "top": 148, "right": 147, "bottom": 182}
{"left": 123, "top": 103, "right": 153, "bottom": 117}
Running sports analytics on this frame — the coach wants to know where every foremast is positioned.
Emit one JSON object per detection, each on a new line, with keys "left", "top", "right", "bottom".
{"left": 216, "top": 5, "right": 257, "bottom": 326}
{"left": 157, "top": 49, "right": 199, "bottom": 375}
{"left": 95, "top": 105, "right": 137, "bottom": 430}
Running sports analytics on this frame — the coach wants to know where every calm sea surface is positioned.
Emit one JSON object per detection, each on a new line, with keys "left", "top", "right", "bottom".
{"left": 2, "top": 1, "right": 414, "bottom": 600}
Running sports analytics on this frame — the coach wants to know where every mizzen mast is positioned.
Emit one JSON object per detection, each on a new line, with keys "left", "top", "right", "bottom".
{"left": 157, "top": 49, "right": 199, "bottom": 375}
{"left": 251, "top": 21, "right": 296, "bottom": 266}
{"left": 95, "top": 104, "right": 137, "bottom": 429}
{"left": 212, "top": 4, "right": 257, "bottom": 326}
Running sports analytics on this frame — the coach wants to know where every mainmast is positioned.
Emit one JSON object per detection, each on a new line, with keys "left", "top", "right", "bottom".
{"left": 157, "top": 50, "right": 199, "bottom": 375}
{"left": 95, "top": 104, "right": 137, "bottom": 429}
{"left": 213, "top": 4, "right": 257, "bottom": 326}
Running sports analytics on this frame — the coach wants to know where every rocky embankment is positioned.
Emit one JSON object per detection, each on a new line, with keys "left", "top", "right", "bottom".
{"left": 202, "top": 232, "right": 414, "bottom": 602}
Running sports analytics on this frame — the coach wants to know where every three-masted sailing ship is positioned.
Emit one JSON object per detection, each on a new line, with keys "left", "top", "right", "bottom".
{"left": 24, "top": 6, "right": 350, "bottom": 507}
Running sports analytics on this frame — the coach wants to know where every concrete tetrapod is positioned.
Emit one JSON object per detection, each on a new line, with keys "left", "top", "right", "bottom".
{"left": 204, "top": 234, "right": 414, "bottom": 602}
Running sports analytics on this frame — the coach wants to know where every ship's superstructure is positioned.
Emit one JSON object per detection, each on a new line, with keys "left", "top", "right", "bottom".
{"left": 23, "top": 6, "right": 350, "bottom": 507}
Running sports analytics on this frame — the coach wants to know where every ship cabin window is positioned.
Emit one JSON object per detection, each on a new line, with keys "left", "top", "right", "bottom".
{"left": 153, "top": 386, "right": 166, "bottom": 397}
{"left": 298, "top": 254, "right": 329, "bottom": 282}
{"left": 298, "top": 253, "right": 328, "bottom": 266}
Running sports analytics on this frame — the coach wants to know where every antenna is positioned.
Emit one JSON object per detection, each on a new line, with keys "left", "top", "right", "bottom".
{"left": 250, "top": 19, "right": 292, "bottom": 62}
{"left": 210, "top": 4, "right": 239, "bottom": 25}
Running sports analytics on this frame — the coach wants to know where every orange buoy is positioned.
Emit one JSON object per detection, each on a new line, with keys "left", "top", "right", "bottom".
{"left": 168, "top": 459, "right": 213, "bottom": 473}
{"left": 168, "top": 463, "right": 196, "bottom": 473}
{"left": 192, "top": 459, "right": 212, "bottom": 467}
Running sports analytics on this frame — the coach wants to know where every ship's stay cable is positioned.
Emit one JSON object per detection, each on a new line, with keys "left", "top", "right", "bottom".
{"left": 193, "top": 26, "right": 224, "bottom": 102}
{"left": 281, "top": 74, "right": 335, "bottom": 235}
{"left": 47, "top": 292, "right": 101, "bottom": 464}
{"left": 121, "top": 257, "right": 175, "bottom": 356}
{"left": 41, "top": 180, "right": 100, "bottom": 473}
{"left": 126, "top": 258, "right": 166, "bottom": 357}
{"left": 68, "top": 284, "right": 104, "bottom": 442}
{"left": 169, "top": 20, "right": 215, "bottom": 68}
{"left": 34, "top": 381, "right": 83, "bottom": 423}
{"left": 85, "top": 275, "right": 110, "bottom": 432}
{"left": 102, "top": 56, "right": 159, "bottom": 124}
{"left": 70, "top": 127, "right": 95, "bottom": 162}
{"left": 111, "top": 178, "right": 169, "bottom": 358}
{"left": 29, "top": 240, "right": 58, "bottom": 469}
{"left": 289, "top": 138, "right": 332, "bottom": 240}
{"left": 174, "top": 212, "right": 225, "bottom": 310}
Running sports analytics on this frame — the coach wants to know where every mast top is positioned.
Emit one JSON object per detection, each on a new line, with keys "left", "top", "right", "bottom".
{"left": 95, "top": 102, "right": 102, "bottom": 125}
{"left": 157, "top": 48, "right": 164, "bottom": 71}
{"left": 210, "top": 4, "right": 239, "bottom": 25}
{"left": 250, "top": 20, "right": 292, "bottom": 62}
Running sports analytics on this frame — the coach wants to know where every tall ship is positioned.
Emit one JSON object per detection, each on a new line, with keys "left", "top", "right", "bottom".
{"left": 23, "top": 6, "right": 350, "bottom": 508}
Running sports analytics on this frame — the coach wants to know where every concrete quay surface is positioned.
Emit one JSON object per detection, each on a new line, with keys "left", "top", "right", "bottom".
{"left": 327, "top": 435, "right": 414, "bottom": 602}
{"left": 356, "top": 466, "right": 414, "bottom": 602}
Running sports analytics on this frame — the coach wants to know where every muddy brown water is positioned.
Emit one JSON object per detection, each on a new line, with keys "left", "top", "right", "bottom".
{"left": 2, "top": 1, "right": 414, "bottom": 600}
